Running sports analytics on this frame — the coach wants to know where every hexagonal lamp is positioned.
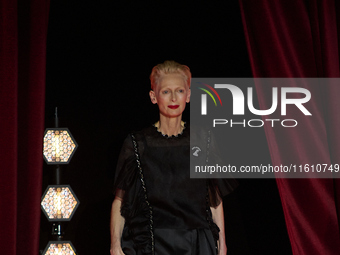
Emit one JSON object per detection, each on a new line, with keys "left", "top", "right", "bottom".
{"left": 43, "top": 128, "right": 78, "bottom": 164}
{"left": 42, "top": 241, "right": 77, "bottom": 255}
{"left": 41, "top": 185, "right": 79, "bottom": 221}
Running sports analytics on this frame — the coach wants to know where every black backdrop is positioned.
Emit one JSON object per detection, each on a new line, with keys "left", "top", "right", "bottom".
{"left": 40, "top": 1, "right": 292, "bottom": 254}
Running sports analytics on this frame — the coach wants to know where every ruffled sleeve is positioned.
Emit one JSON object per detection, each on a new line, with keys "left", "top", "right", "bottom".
{"left": 114, "top": 135, "right": 136, "bottom": 196}
{"left": 204, "top": 128, "right": 239, "bottom": 207}
{"left": 113, "top": 133, "right": 154, "bottom": 254}
{"left": 113, "top": 134, "right": 145, "bottom": 219}
{"left": 208, "top": 178, "right": 238, "bottom": 207}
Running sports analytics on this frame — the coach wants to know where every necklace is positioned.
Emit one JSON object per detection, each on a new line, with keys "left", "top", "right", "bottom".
{"left": 154, "top": 121, "right": 185, "bottom": 137}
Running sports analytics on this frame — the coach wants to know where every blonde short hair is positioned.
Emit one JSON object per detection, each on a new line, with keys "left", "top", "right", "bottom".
{"left": 150, "top": 60, "right": 191, "bottom": 90}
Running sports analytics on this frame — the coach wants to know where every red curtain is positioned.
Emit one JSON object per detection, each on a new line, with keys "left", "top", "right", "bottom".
{"left": 239, "top": 0, "right": 340, "bottom": 254}
{"left": 0, "top": 0, "right": 49, "bottom": 254}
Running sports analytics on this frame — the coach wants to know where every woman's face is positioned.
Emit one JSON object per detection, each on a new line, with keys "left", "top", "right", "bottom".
{"left": 149, "top": 73, "right": 190, "bottom": 119}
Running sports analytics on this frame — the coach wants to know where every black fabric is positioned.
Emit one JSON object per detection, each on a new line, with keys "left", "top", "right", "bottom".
{"left": 114, "top": 123, "right": 238, "bottom": 254}
{"left": 121, "top": 228, "right": 217, "bottom": 255}
{"left": 190, "top": 125, "right": 239, "bottom": 207}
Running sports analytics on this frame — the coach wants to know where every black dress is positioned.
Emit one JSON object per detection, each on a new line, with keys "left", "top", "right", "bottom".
{"left": 114, "top": 123, "right": 238, "bottom": 255}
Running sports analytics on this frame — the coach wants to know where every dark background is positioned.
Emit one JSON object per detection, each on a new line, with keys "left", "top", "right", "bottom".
{"left": 40, "top": 1, "right": 292, "bottom": 254}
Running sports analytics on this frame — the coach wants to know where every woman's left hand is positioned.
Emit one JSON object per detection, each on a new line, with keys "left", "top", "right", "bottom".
{"left": 211, "top": 201, "right": 227, "bottom": 255}
{"left": 217, "top": 240, "right": 227, "bottom": 255}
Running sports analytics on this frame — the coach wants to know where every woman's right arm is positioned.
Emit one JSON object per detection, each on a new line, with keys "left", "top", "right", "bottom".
{"left": 110, "top": 197, "right": 125, "bottom": 255}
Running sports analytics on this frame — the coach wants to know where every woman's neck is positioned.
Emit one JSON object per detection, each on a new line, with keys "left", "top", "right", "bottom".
{"left": 155, "top": 115, "right": 184, "bottom": 136}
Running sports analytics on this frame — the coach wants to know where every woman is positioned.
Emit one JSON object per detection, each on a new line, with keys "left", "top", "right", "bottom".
{"left": 110, "top": 60, "right": 237, "bottom": 255}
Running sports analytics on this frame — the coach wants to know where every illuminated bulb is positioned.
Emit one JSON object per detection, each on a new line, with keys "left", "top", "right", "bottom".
{"left": 41, "top": 185, "right": 79, "bottom": 221}
{"left": 43, "top": 128, "right": 77, "bottom": 164}
{"left": 55, "top": 135, "right": 60, "bottom": 157}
